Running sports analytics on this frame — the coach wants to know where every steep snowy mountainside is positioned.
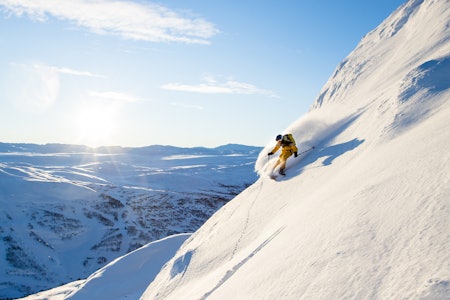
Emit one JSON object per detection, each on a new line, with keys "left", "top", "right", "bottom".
{"left": 0, "top": 143, "right": 260, "bottom": 299}
{"left": 315, "top": 0, "right": 450, "bottom": 144}
{"left": 141, "top": 0, "right": 450, "bottom": 299}
{"left": 312, "top": 0, "right": 449, "bottom": 110}
{"left": 254, "top": 0, "right": 450, "bottom": 175}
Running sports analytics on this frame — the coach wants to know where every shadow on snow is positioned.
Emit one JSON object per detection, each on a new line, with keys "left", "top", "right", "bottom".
{"left": 280, "top": 138, "right": 364, "bottom": 181}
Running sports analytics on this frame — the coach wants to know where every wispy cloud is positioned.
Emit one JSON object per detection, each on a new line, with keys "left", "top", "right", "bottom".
{"left": 10, "top": 62, "right": 103, "bottom": 78}
{"left": 54, "top": 67, "right": 105, "bottom": 78}
{"left": 162, "top": 76, "right": 279, "bottom": 98}
{"left": 0, "top": 0, "right": 218, "bottom": 44}
{"left": 88, "top": 91, "right": 147, "bottom": 103}
{"left": 10, "top": 62, "right": 106, "bottom": 80}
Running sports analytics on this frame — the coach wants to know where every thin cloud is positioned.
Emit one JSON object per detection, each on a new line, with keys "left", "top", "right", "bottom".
{"left": 88, "top": 91, "right": 147, "bottom": 103}
{"left": 0, "top": 0, "right": 218, "bottom": 44}
{"left": 162, "top": 76, "right": 279, "bottom": 98}
{"left": 10, "top": 62, "right": 103, "bottom": 78}
{"left": 54, "top": 67, "right": 105, "bottom": 78}
{"left": 163, "top": 83, "right": 231, "bottom": 94}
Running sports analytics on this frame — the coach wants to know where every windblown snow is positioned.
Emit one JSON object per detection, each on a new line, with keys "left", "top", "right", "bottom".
{"left": 19, "top": 0, "right": 450, "bottom": 299}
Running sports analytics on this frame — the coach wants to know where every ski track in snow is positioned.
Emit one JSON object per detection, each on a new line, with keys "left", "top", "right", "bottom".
{"left": 200, "top": 226, "right": 286, "bottom": 300}
{"left": 230, "top": 180, "right": 264, "bottom": 260}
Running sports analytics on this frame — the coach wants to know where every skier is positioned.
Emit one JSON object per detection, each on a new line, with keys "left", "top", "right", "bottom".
{"left": 268, "top": 134, "right": 298, "bottom": 175}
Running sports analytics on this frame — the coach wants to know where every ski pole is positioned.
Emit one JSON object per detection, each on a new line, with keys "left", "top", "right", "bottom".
{"left": 297, "top": 146, "right": 315, "bottom": 157}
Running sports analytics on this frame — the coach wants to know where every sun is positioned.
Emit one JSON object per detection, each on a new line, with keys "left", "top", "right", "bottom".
{"left": 75, "top": 103, "right": 117, "bottom": 147}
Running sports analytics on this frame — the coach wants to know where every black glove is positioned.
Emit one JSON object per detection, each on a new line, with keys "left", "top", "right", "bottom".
{"left": 268, "top": 152, "right": 273, "bottom": 156}
{"left": 294, "top": 152, "right": 298, "bottom": 157}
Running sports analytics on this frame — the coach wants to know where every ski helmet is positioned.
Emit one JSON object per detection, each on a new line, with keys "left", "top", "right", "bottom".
{"left": 276, "top": 134, "right": 282, "bottom": 141}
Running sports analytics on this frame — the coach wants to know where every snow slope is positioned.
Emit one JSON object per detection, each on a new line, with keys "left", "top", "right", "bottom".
{"left": 19, "top": 234, "right": 191, "bottom": 300}
{"left": 21, "top": 0, "right": 450, "bottom": 299}
{"left": 141, "top": 0, "right": 450, "bottom": 299}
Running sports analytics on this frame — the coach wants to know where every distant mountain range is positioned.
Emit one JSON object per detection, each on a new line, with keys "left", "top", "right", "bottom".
{"left": 0, "top": 143, "right": 261, "bottom": 299}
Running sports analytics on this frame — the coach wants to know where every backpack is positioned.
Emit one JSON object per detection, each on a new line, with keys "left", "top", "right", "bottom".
{"left": 281, "top": 134, "right": 296, "bottom": 146}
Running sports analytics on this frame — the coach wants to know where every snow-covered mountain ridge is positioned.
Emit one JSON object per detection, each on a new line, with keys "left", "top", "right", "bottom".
{"left": 0, "top": 143, "right": 261, "bottom": 299}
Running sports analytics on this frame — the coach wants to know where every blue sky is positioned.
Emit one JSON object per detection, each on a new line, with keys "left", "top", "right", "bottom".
{"left": 0, "top": 0, "right": 406, "bottom": 148}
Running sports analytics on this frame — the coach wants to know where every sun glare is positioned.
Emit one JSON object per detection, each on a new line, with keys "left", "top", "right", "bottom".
{"left": 75, "top": 104, "right": 117, "bottom": 147}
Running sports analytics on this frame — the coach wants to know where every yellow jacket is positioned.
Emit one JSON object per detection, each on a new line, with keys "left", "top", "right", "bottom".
{"left": 270, "top": 141, "right": 298, "bottom": 159}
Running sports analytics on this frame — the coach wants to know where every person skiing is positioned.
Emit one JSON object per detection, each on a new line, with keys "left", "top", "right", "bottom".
{"left": 268, "top": 134, "right": 298, "bottom": 175}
